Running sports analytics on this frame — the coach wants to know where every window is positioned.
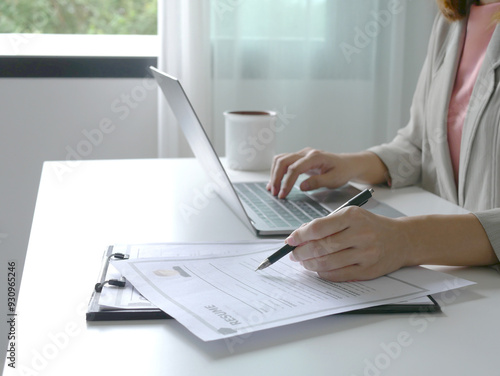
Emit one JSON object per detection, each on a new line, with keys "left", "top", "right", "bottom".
{"left": 0, "top": 0, "right": 158, "bottom": 77}
{"left": 0, "top": 0, "right": 157, "bottom": 35}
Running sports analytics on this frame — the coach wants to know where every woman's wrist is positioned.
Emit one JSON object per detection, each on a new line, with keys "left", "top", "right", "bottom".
{"left": 340, "top": 151, "right": 389, "bottom": 185}
{"left": 398, "top": 214, "right": 497, "bottom": 267}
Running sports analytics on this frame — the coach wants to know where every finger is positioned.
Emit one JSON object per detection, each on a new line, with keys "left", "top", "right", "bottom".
{"left": 278, "top": 150, "right": 330, "bottom": 198}
{"left": 291, "top": 234, "right": 342, "bottom": 262}
{"left": 300, "top": 170, "right": 345, "bottom": 192}
{"left": 267, "top": 153, "right": 284, "bottom": 193}
{"left": 300, "top": 247, "right": 361, "bottom": 272}
{"left": 317, "top": 265, "right": 366, "bottom": 282}
{"left": 268, "top": 152, "right": 306, "bottom": 196}
{"left": 318, "top": 259, "right": 387, "bottom": 282}
{"left": 268, "top": 153, "right": 286, "bottom": 191}
{"left": 286, "top": 210, "right": 351, "bottom": 247}
{"left": 273, "top": 148, "right": 314, "bottom": 197}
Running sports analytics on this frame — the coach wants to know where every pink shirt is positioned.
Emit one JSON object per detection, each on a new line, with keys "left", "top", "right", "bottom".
{"left": 447, "top": 2, "right": 500, "bottom": 185}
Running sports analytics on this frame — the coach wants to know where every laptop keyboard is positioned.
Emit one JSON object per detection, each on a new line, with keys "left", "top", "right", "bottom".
{"left": 233, "top": 182, "right": 330, "bottom": 228}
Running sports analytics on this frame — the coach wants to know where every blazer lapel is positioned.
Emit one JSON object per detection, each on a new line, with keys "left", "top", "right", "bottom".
{"left": 458, "top": 23, "right": 500, "bottom": 204}
{"left": 427, "top": 20, "right": 465, "bottom": 204}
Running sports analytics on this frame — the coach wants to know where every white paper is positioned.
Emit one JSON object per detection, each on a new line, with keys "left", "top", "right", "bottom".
{"left": 99, "top": 241, "right": 284, "bottom": 310}
{"left": 112, "top": 242, "right": 475, "bottom": 341}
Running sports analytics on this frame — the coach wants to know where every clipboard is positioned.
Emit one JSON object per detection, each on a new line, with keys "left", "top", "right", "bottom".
{"left": 86, "top": 246, "right": 172, "bottom": 321}
{"left": 86, "top": 245, "right": 440, "bottom": 322}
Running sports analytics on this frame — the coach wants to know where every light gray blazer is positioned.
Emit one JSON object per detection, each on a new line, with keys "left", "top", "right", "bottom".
{"left": 369, "top": 13, "right": 500, "bottom": 261}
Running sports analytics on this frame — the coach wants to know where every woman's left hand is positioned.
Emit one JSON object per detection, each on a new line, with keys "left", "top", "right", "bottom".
{"left": 286, "top": 206, "right": 409, "bottom": 282}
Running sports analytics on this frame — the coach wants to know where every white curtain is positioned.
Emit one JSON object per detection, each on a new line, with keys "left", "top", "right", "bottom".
{"left": 157, "top": 0, "right": 212, "bottom": 157}
{"left": 158, "top": 0, "right": 438, "bottom": 158}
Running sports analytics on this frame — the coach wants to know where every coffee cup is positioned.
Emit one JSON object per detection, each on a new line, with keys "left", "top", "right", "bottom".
{"left": 224, "top": 110, "right": 278, "bottom": 171}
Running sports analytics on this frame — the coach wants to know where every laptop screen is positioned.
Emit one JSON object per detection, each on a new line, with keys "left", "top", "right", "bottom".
{"left": 150, "top": 67, "right": 255, "bottom": 233}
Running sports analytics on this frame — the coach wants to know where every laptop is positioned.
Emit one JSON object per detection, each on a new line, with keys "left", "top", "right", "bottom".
{"left": 150, "top": 66, "right": 402, "bottom": 236}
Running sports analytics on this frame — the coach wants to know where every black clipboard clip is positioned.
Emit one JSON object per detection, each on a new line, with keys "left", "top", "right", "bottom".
{"left": 94, "top": 279, "right": 126, "bottom": 292}
{"left": 93, "top": 252, "right": 130, "bottom": 292}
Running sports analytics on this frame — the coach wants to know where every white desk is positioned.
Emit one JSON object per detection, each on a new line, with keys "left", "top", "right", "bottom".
{"left": 4, "top": 158, "right": 499, "bottom": 376}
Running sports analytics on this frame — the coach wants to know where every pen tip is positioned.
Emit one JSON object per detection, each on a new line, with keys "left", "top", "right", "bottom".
{"left": 255, "top": 260, "right": 271, "bottom": 271}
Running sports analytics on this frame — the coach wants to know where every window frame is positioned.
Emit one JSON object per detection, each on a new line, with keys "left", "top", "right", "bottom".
{"left": 0, "top": 34, "right": 158, "bottom": 78}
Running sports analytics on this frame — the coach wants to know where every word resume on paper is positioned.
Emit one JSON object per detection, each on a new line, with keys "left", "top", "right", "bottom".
{"left": 112, "top": 241, "right": 474, "bottom": 341}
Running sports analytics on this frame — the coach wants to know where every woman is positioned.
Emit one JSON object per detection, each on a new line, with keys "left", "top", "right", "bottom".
{"left": 267, "top": 0, "right": 500, "bottom": 281}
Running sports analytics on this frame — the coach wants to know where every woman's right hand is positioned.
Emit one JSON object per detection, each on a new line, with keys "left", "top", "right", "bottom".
{"left": 266, "top": 148, "right": 355, "bottom": 199}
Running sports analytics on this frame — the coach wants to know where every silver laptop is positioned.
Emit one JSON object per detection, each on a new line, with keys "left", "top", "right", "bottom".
{"left": 150, "top": 67, "right": 402, "bottom": 235}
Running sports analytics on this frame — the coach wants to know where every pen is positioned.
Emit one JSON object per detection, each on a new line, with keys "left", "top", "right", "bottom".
{"left": 255, "top": 188, "right": 374, "bottom": 271}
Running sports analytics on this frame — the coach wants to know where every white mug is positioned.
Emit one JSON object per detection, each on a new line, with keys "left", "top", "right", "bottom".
{"left": 224, "top": 111, "right": 278, "bottom": 171}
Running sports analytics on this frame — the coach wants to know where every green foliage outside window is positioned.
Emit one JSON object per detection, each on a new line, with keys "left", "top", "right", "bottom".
{"left": 0, "top": 0, "right": 157, "bottom": 35}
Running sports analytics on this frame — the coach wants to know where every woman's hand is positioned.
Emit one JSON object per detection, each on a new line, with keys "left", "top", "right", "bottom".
{"left": 266, "top": 148, "right": 354, "bottom": 199}
{"left": 286, "top": 206, "right": 409, "bottom": 282}
{"left": 266, "top": 148, "right": 389, "bottom": 199}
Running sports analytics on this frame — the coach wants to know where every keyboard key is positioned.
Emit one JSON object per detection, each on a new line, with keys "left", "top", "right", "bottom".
{"left": 234, "top": 182, "right": 328, "bottom": 228}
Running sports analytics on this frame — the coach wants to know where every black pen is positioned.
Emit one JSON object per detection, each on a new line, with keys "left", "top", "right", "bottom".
{"left": 255, "top": 188, "right": 374, "bottom": 271}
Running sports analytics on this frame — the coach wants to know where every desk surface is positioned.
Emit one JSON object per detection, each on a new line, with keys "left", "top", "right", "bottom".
{"left": 4, "top": 158, "right": 499, "bottom": 376}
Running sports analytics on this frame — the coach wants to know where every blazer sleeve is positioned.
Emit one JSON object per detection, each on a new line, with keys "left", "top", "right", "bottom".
{"left": 367, "top": 15, "right": 443, "bottom": 188}
{"left": 474, "top": 209, "right": 500, "bottom": 263}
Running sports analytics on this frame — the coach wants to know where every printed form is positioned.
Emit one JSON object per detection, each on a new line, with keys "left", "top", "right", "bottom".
{"left": 112, "top": 241, "right": 474, "bottom": 341}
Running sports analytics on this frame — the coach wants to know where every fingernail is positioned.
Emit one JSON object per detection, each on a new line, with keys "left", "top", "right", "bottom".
{"left": 301, "top": 181, "right": 310, "bottom": 191}
{"left": 285, "top": 236, "right": 297, "bottom": 247}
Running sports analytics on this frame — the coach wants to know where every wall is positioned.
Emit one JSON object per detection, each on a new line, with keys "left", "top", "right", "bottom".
{"left": 0, "top": 78, "right": 157, "bottom": 369}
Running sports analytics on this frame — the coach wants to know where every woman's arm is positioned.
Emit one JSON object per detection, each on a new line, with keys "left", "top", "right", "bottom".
{"left": 286, "top": 208, "right": 498, "bottom": 282}
{"left": 401, "top": 213, "right": 498, "bottom": 266}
